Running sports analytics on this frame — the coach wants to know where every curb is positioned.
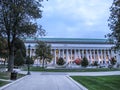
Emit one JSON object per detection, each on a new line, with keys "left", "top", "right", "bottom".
{"left": 66, "top": 75, "right": 88, "bottom": 90}
{"left": 0, "top": 75, "right": 29, "bottom": 90}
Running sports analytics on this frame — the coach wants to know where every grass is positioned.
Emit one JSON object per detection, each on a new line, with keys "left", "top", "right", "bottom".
{"left": 0, "top": 72, "right": 25, "bottom": 87}
{"left": 22, "top": 66, "right": 120, "bottom": 72}
{"left": 71, "top": 75, "right": 120, "bottom": 90}
{"left": 0, "top": 72, "right": 25, "bottom": 80}
{"left": 0, "top": 72, "right": 10, "bottom": 79}
{"left": 0, "top": 81, "right": 10, "bottom": 87}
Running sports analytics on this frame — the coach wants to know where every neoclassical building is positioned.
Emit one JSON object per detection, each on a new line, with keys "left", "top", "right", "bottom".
{"left": 24, "top": 38, "right": 119, "bottom": 66}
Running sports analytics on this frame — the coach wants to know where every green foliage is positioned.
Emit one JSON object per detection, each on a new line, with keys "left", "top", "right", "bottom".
{"left": 0, "top": 0, "right": 46, "bottom": 71}
{"left": 35, "top": 41, "right": 52, "bottom": 67}
{"left": 14, "top": 38, "right": 26, "bottom": 57}
{"left": 57, "top": 57, "right": 65, "bottom": 65}
{"left": 14, "top": 50, "right": 25, "bottom": 66}
{"left": 0, "top": 37, "right": 8, "bottom": 58}
{"left": 71, "top": 76, "right": 120, "bottom": 90}
{"left": 25, "top": 56, "right": 34, "bottom": 65}
{"left": 107, "top": 0, "right": 120, "bottom": 50}
{"left": 81, "top": 57, "right": 89, "bottom": 67}
{"left": 110, "top": 57, "right": 117, "bottom": 65}
{"left": 93, "top": 61, "right": 98, "bottom": 66}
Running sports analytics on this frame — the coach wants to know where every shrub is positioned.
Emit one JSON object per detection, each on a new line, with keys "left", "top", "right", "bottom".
{"left": 74, "top": 58, "right": 81, "bottom": 65}
{"left": 57, "top": 57, "right": 65, "bottom": 65}
{"left": 81, "top": 57, "right": 88, "bottom": 67}
{"left": 110, "top": 57, "right": 117, "bottom": 65}
{"left": 93, "top": 61, "right": 98, "bottom": 66}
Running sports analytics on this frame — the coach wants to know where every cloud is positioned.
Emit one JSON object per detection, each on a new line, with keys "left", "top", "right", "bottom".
{"left": 40, "top": 0, "right": 113, "bottom": 38}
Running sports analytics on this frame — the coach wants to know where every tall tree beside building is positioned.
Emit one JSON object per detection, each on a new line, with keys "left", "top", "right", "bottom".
{"left": 107, "top": 0, "right": 120, "bottom": 50}
{"left": 0, "top": 0, "right": 46, "bottom": 71}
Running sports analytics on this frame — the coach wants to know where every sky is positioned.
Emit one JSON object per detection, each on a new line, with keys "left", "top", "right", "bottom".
{"left": 38, "top": 0, "right": 113, "bottom": 39}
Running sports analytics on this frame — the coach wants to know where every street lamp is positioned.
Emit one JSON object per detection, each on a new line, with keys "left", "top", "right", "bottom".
{"left": 27, "top": 44, "right": 31, "bottom": 75}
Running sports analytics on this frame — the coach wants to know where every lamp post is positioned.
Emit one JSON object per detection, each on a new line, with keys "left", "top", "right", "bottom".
{"left": 27, "top": 44, "right": 31, "bottom": 75}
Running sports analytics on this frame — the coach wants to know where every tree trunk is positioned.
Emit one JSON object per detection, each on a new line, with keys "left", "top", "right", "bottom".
{"left": 8, "top": 46, "right": 14, "bottom": 72}
{"left": 42, "top": 58, "right": 44, "bottom": 68}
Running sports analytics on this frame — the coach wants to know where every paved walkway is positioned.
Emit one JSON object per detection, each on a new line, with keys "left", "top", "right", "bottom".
{"left": 1, "top": 71, "right": 120, "bottom": 90}
{"left": 1, "top": 74, "right": 84, "bottom": 90}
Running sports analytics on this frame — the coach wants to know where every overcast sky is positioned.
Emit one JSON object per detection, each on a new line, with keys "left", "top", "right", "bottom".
{"left": 38, "top": 0, "right": 113, "bottom": 39}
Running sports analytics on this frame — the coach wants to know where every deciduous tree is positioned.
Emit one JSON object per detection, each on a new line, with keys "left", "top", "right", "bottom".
{"left": 0, "top": 0, "right": 46, "bottom": 71}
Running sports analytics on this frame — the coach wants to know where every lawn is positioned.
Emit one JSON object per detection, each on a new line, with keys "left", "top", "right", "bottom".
{"left": 71, "top": 75, "right": 120, "bottom": 90}
{"left": 22, "top": 66, "right": 120, "bottom": 72}
{"left": 0, "top": 72, "right": 25, "bottom": 87}
{"left": 0, "top": 72, "right": 25, "bottom": 80}
{"left": 0, "top": 81, "right": 9, "bottom": 87}
{"left": 0, "top": 72, "right": 10, "bottom": 79}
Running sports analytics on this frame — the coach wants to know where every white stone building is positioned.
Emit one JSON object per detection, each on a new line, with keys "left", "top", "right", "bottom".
{"left": 24, "top": 38, "right": 120, "bottom": 67}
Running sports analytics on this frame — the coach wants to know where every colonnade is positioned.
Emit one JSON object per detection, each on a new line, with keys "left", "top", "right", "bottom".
{"left": 26, "top": 47, "right": 116, "bottom": 65}
{"left": 51, "top": 48, "right": 115, "bottom": 65}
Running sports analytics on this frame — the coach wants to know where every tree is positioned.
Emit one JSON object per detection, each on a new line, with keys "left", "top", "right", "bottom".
{"left": 0, "top": 0, "right": 46, "bottom": 71}
{"left": 14, "top": 49, "right": 24, "bottom": 66}
{"left": 107, "top": 0, "right": 120, "bottom": 50}
{"left": 35, "top": 41, "right": 52, "bottom": 68}
{"left": 81, "top": 57, "right": 89, "bottom": 67}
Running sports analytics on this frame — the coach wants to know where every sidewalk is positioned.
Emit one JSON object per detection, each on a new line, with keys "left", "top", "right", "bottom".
{"left": 1, "top": 71, "right": 120, "bottom": 90}
{"left": 0, "top": 74, "right": 85, "bottom": 90}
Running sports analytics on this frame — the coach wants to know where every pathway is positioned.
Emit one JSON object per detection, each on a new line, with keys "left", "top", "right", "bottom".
{"left": 1, "top": 73, "right": 85, "bottom": 90}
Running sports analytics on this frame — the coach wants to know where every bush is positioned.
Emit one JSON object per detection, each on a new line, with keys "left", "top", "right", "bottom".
{"left": 57, "top": 57, "right": 65, "bottom": 65}
{"left": 93, "top": 61, "right": 98, "bottom": 66}
{"left": 74, "top": 58, "right": 81, "bottom": 65}
{"left": 81, "top": 57, "right": 88, "bottom": 67}
{"left": 110, "top": 57, "right": 117, "bottom": 65}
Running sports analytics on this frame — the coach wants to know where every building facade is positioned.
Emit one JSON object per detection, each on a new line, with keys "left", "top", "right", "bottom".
{"left": 24, "top": 38, "right": 119, "bottom": 66}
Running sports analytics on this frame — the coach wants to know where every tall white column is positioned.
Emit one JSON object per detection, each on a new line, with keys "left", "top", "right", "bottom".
{"left": 93, "top": 50, "right": 95, "bottom": 61}
{"left": 100, "top": 50, "right": 103, "bottom": 61}
{"left": 97, "top": 50, "right": 100, "bottom": 61}
{"left": 70, "top": 49, "right": 72, "bottom": 60}
{"left": 111, "top": 50, "right": 115, "bottom": 57}
{"left": 78, "top": 49, "right": 80, "bottom": 58}
{"left": 86, "top": 50, "right": 89, "bottom": 60}
{"left": 66, "top": 49, "right": 68, "bottom": 62}
{"left": 82, "top": 49, "right": 84, "bottom": 58}
{"left": 107, "top": 50, "right": 110, "bottom": 63}
{"left": 104, "top": 50, "right": 106, "bottom": 61}
{"left": 89, "top": 50, "right": 92, "bottom": 63}
{"left": 74, "top": 49, "right": 76, "bottom": 60}
{"left": 62, "top": 49, "right": 64, "bottom": 59}
{"left": 54, "top": 49, "right": 56, "bottom": 65}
